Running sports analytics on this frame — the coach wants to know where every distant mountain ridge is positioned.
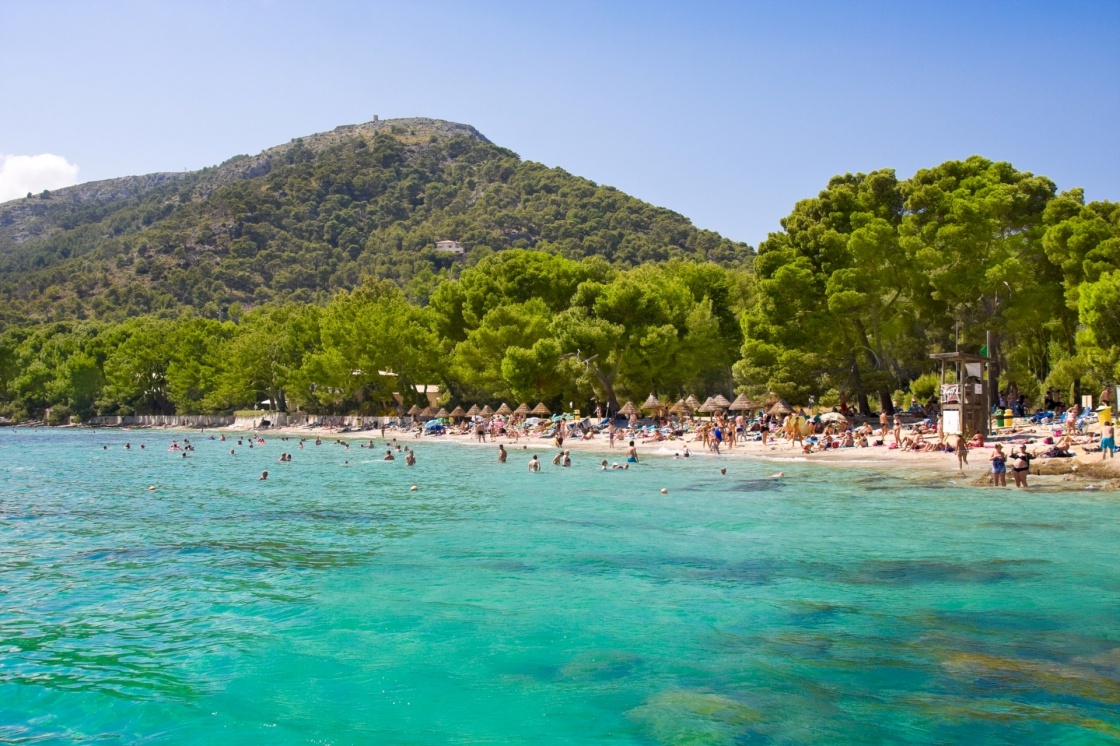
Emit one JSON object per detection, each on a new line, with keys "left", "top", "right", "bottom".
{"left": 0, "top": 117, "right": 751, "bottom": 323}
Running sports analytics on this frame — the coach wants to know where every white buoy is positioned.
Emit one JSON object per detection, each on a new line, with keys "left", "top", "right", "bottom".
{"left": 410, "top": 485, "right": 418, "bottom": 491}
{"left": 148, "top": 485, "right": 156, "bottom": 491}
{"left": 660, "top": 488, "right": 668, "bottom": 494}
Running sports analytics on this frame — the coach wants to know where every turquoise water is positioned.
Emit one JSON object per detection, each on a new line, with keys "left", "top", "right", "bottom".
{"left": 1, "top": 429, "right": 1118, "bottom": 744}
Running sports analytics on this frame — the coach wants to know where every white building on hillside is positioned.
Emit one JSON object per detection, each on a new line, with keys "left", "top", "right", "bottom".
{"left": 434, "top": 240, "right": 465, "bottom": 255}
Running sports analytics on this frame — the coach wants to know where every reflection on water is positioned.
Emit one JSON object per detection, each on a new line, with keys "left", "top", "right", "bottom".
{"left": 0, "top": 428, "right": 1117, "bottom": 743}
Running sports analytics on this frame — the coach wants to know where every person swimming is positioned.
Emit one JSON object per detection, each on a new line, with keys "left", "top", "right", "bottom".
{"left": 600, "top": 459, "right": 609, "bottom": 470}
{"left": 384, "top": 449, "right": 395, "bottom": 461}
{"left": 259, "top": 470, "right": 268, "bottom": 481}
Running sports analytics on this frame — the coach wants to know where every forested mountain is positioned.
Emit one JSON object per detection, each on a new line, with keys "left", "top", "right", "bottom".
{"left": 1, "top": 119, "right": 1117, "bottom": 425}
{"left": 0, "top": 118, "right": 750, "bottom": 324}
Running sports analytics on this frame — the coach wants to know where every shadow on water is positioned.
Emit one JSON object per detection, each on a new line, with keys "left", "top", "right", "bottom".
{"left": 559, "top": 553, "right": 1043, "bottom": 588}
{"left": 77, "top": 540, "right": 368, "bottom": 570}
{"left": 675, "top": 480, "right": 782, "bottom": 493}
{"left": 839, "top": 558, "right": 1045, "bottom": 585}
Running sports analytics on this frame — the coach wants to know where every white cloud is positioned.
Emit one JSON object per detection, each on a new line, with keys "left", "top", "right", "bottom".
{"left": 0, "top": 152, "right": 80, "bottom": 203}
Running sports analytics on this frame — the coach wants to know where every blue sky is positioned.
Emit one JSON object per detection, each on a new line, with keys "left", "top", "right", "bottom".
{"left": 2, "top": 1, "right": 1117, "bottom": 245}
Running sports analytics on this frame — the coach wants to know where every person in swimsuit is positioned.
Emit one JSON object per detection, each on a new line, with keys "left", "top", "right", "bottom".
{"left": 989, "top": 444, "right": 1007, "bottom": 487}
{"left": 1011, "top": 444, "right": 1034, "bottom": 488}
{"left": 528, "top": 455, "right": 541, "bottom": 472}
{"left": 955, "top": 434, "right": 969, "bottom": 471}
{"left": 384, "top": 449, "right": 395, "bottom": 461}
{"left": 498, "top": 444, "right": 507, "bottom": 463}
{"left": 1100, "top": 422, "right": 1115, "bottom": 460}
{"left": 626, "top": 440, "right": 639, "bottom": 464}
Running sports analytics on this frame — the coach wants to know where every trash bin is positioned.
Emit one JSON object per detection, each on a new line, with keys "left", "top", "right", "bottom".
{"left": 1100, "top": 407, "right": 1113, "bottom": 426}
{"left": 995, "top": 411, "right": 1005, "bottom": 428}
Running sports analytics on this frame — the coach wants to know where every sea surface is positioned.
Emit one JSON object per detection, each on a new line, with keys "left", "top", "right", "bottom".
{"left": 1, "top": 428, "right": 1118, "bottom": 744}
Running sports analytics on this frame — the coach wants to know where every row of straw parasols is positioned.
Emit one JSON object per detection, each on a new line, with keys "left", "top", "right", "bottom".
{"left": 406, "top": 401, "right": 554, "bottom": 419}
{"left": 406, "top": 394, "right": 795, "bottom": 420}
{"left": 622, "top": 392, "right": 794, "bottom": 418}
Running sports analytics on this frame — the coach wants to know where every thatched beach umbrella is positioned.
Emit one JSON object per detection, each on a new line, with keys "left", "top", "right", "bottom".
{"left": 449, "top": 406, "right": 465, "bottom": 418}
{"left": 532, "top": 402, "right": 552, "bottom": 416}
{"left": 697, "top": 397, "right": 716, "bottom": 413}
{"left": 685, "top": 395, "right": 701, "bottom": 410}
{"left": 420, "top": 406, "right": 437, "bottom": 418}
{"left": 466, "top": 404, "right": 481, "bottom": 417}
{"left": 496, "top": 403, "right": 512, "bottom": 416}
{"left": 515, "top": 402, "right": 531, "bottom": 415}
{"left": 435, "top": 407, "right": 450, "bottom": 418}
{"left": 711, "top": 394, "right": 732, "bottom": 410}
{"left": 729, "top": 393, "right": 753, "bottom": 411}
{"left": 768, "top": 399, "right": 793, "bottom": 416}
{"left": 480, "top": 405, "right": 494, "bottom": 418}
{"left": 619, "top": 401, "right": 639, "bottom": 417}
{"left": 669, "top": 398, "right": 691, "bottom": 415}
{"left": 407, "top": 404, "right": 421, "bottom": 416}
{"left": 641, "top": 393, "right": 661, "bottom": 411}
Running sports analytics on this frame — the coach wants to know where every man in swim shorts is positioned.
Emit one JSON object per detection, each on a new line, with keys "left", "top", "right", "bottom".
{"left": 1100, "top": 422, "right": 1115, "bottom": 460}
{"left": 528, "top": 455, "right": 541, "bottom": 472}
{"left": 626, "top": 440, "right": 639, "bottom": 464}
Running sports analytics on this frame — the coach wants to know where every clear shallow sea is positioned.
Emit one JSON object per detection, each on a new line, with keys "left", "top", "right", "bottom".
{"left": 0, "top": 429, "right": 1118, "bottom": 745}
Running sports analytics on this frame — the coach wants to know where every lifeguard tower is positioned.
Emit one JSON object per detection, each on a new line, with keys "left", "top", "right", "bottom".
{"left": 930, "top": 351, "right": 992, "bottom": 438}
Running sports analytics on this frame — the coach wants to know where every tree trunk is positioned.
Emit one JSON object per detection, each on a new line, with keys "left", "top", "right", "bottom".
{"left": 593, "top": 367, "right": 619, "bottom": 413}
{"left": 879, "top": 388, "right": 894, "bottom": 415}
{"left": 849, "top": 358, "right": 872, "bottom": 416}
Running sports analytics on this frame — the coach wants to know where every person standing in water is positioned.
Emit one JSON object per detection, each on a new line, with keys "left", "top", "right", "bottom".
{"left": 405, "top": 449, "right": 416, "bottom": 466}
{"left": 1011, "top": 444, "right": 1034, "bottom": 488}
{"left": 626, "top": 440, "right": 639, "bottom": 464}
{"left": 498, "top": 444, "right": 507, "bottom": 463}
{"left": 989, "top": 444, "right": 1007, "bottom": 487}
{"left": 528, "top": 455, "right": 541, "bottom": 472}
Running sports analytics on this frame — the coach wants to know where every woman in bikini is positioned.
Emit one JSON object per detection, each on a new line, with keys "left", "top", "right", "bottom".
{"left": 1011, "top": 445, "right": 1034, "bottom": 488}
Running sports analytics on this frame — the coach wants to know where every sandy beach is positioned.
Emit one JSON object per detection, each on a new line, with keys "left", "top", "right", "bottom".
{"left": 96, "top": 416, "right": 1120, "bottom": 491}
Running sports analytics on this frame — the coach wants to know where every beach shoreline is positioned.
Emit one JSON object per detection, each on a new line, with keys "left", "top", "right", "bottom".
{"left": 58, "top": 418, "right": 1120, "bottom": 491}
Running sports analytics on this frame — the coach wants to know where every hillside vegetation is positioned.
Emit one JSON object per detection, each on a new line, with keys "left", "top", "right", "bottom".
{"left": 0, "top": 119, "right": 1117, "bottom": 423}
{"left": 0, "top": 118, "right": 750, "bottom": 323}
